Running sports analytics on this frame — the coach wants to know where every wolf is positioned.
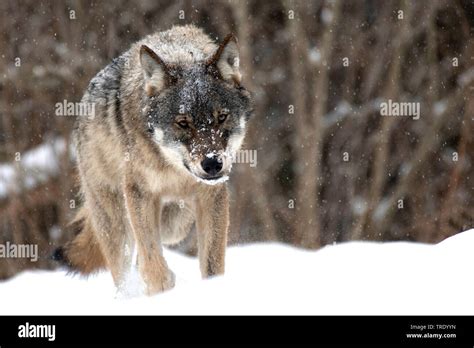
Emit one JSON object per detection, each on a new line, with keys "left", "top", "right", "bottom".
{"left": 55, "top": 25, "right": 252, "bottom": 296}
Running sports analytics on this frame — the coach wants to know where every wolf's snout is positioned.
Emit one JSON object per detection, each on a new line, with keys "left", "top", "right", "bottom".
{"left": 201, "top": 155, "right": 223, "bottom": 177}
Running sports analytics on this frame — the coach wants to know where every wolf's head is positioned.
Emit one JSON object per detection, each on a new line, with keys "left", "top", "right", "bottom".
{"left": 139, "top": 34, "right": 252, "bottom": 184}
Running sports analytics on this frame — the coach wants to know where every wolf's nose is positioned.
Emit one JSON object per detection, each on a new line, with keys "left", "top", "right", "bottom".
{"left": 201, "top": 156, "right": 223, "bottom": 176}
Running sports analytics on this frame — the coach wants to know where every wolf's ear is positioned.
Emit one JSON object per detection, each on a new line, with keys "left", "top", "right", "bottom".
{"left": 140, "top": 45, "right": 170, "bottom": 96}
{"left": 207, "top": 34, "right": 241, "bottom": 84}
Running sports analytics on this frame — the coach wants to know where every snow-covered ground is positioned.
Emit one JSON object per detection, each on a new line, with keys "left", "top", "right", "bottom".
{"left": 1, "top": 229, "right": 473, "bottom": 315}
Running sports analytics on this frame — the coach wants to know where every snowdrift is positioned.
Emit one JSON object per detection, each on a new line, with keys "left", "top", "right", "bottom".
{"left": 1, "top": 229, "right": 473, "bottom": 315}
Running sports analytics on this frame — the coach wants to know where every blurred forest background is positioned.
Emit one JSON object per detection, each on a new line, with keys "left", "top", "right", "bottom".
{"left": 0, "top": 0, "right": 473, "bottom": 279}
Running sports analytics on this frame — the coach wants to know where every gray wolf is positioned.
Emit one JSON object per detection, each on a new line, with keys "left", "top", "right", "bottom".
{"left": 54, "top": 25, "right": 252, "bottom": 296}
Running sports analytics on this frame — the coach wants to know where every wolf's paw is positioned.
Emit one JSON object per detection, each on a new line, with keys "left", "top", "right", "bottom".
{"left": 149, "top": 269, "right": 176, "bottom": 296}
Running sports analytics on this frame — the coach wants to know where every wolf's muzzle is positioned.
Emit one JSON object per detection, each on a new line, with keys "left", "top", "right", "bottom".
{"left": 201, "top": 155, "right": 223, "bottom": 177}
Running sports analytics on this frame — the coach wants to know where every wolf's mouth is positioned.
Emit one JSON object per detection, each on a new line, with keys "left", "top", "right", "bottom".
{"left": 205, "top": 175, "right": 222, "bottom": 180}
{"left": 196, "top": 174, "right": 229, "bottom": 185}
{"left": 183, "top": 162, "right": 229, "bottom": 185}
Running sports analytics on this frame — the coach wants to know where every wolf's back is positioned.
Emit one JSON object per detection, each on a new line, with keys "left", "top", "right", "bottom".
{"left": 137, "top": 25, "right": 217, "bottom": 66}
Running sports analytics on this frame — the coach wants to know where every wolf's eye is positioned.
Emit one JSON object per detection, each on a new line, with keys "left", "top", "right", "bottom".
{"left": 218, "top": 113, "right": 228, "bottom": 124}
{"left": 177, "top": 120, "right": 190, "bottom": 129}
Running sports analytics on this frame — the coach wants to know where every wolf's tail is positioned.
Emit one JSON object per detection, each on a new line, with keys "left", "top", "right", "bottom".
{"left": 52, "top": 207, "right": 106, "bottom": 275}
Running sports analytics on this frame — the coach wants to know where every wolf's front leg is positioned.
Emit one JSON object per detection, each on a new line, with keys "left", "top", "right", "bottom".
{"left": 124, "top": 181, "right": 175, "bottom": 295}
{"left": 195, "top": 185, "right": 229, "bottom": 278}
